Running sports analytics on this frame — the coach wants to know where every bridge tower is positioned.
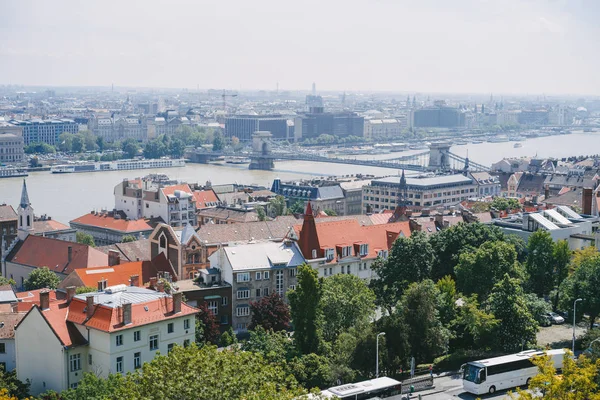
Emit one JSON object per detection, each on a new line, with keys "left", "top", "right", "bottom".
{"left": 249, "top": 131, "right": 275, "bottom": 170}
{"left": 428, "top": 142, "right": 451, "bottom": 171}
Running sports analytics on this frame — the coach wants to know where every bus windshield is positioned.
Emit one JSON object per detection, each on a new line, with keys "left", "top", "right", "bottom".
{"left": 463, "top": 364, "right": 483, "bottom": 383}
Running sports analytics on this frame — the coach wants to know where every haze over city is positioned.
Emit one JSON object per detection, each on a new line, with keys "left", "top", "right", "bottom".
{"left": 1, "top": 0, "right": 600, "bottom": 95}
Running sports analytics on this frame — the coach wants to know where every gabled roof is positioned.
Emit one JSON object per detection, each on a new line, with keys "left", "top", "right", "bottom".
{"left": 0, "top": 312, "right": 26, "bottom": 339}
{"left": 16, "top": 302, "right": 87, "bottom": 348}
{"left": 221, "top": 241, "right": 305, "bottom": 271}
{"left": 70, "top": 212, "right": 154, "bottom": 233}
{"left": 33, "top": 219, "right": 72, "bottom": 234}
{"left": 0, "top": 204, "right": 17, "bottom": 222}
{"left": 193, "top": 189, "right": 219, "bottom": 209}
{"left": 7, "top": 235, "right": 108, "bottom": 275}
{"left": 161, "top": 184, "right": 193, "bottom": 197}
{"left": 96, "top": 239, "right": 151, "bottom": 262}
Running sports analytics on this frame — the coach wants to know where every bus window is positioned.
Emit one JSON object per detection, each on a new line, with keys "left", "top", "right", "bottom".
{"left": 463, "top": 364, "right": 482, "bottom": 384}
{"left": 479, "top": 369, "right": 486, "bottom": 383}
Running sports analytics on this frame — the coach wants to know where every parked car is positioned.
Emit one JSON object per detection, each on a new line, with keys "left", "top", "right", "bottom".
{"left": 545, "top": 312, "right": 565, "bottom": 324}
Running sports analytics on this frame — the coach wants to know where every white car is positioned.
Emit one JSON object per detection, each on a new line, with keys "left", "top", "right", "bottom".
{"left": 546, "top": 312, "right": 565, "bottom": 324}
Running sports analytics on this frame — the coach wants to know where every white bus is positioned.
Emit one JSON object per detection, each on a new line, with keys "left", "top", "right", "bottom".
{"left": 462, "top": 349, "right": 565, "bottom": 395}
{"left": 319, "top": 377, "right": 402, "bottom": 399}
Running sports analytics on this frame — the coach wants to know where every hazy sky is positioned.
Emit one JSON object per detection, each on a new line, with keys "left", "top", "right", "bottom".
{"left": 1, "top": 0, "right": 599, "bottom": 95}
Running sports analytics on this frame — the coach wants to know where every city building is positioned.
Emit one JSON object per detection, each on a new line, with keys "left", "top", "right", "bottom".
{"left": 96, "top": 240, "right": 152, "bottom": 263}
{"left": 271, "top": 178, "right": 347, "bottom": 216}
{"left": 0, "top": 132, "right": 24, "bottom": 164}
{"left": 70, "top": 210, "right": 156, "bottom": 246}
{"left": 175, "top": 278, "right": 232, "bottom": 332}
{"left": 225, "top": 115, "right": 293, "bottom": 141}
{"left": 0, "top": 205, "right": 18, "bottom": 256}
{"left": 8, "top": 119, "right": 78, "bottom": 146}
{"left": 88, "top": 115, "right": 147, "bottom": 142}
{"left": 146, "top": 112, "right": 191, "bottom": 139}
{"left": 363, "top": 119, "right": 404, "bottom": 140}
{"left": 491, "top": 206, "right": 598, "bottom": 250}
{"left": 0, "top": 285, "right": 23, "bottom": 372}
{"left": 469, "top": 172, "right": 501, "bottom": 197}
{"left": 289, "top": 202, "right": 411, "bottom": 280}
{"left": 362, "top": 174, "right": 477, "bottom": 213}
{"left": 197, "top": 206, "right": 261, "bottom": 226}
{"left": 517, "top": 110, "right": 549, "bottom": 125}
{"left": 15, "top": 286, "right": 197, "bottom": 395}
{"left": 409, "top": 106, "right": 467, "bottom": 128}
{"left": 294, "top": 110, "right": 364, "bottom": 141}
{"left": 32, "top": 215, "right": 76, "bottom": 242}
{"left": 208, "top": 240, "right": 305, "bottom": 333}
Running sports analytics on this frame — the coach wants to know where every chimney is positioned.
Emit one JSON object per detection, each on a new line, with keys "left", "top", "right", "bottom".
{"left": 40, "top": 290, "right": 50, "bottom": 311}
{"left": 149, "top": 277, "right": 158, "bottom": 289}
{"left": 122, "top": 303, "right": 132, "bottom": 325}
{"left": 86, "top": 295, "right": 94, "bottom": 318}
{"left": 582, "top": 188, "right": 593, "bottom": 215}
{"left": 10, "top": 302, "right": 18, "bottom": 313}
{"left": 97, "top": 279, "right": 107, "bottom": 292}
{"left": 435, "top": 212, "right": 444, "bottom": 226}
{"left": 173, "top": 292, "right": 182, "bottom": 314}
{"left": 544, "top": 184, "right": 550, "bottom": 200}
{"left": 67, "top": 246, "right": 73, "bottom": 263}
{"left": 66, "top": 286, "right": 76, "bottom": 303}
{"left": 157, "top": 281, "right": 165, "bottom": 293}
{"left": 130, "top": 274, "right": 140, "bottom": 287}
{"left": 108, "top": 250, "right": 121, "bottom": 266}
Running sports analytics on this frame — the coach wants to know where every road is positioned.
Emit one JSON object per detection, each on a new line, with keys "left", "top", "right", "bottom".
{"left": 388, "top": 375, "right": 521, "bottom": 400}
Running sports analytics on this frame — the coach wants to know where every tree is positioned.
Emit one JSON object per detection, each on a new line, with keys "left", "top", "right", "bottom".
{"left": 320, "top": 274, "right": 376, "bottom": 342}
{"left": 58, "top": 132, "right": 74, "bottom": 152}
{"left": 96, "top": 136, "right": 105, "bottom": 152}
{"left": 23, "top": 266, "right": 60, "bottom": 290}
{"left": 0, "top": 276, "right": 16, "bottom": 286}
{"left": 75, "top": 286, "right": 96, "bottom": 295}
{"left": 76, "top": 232, "right": 95, "bottom": 247}
{"left": 491, "top": 197, "right": 520, "bottom": 211}
{"left": 0, "top": 369, "right": 30, "bottom": 399}
{"left": 436, "top": 275, "right": 457, "bottom": 325}
{"left": 553, "top": 239, "right": 571, "bottom": 310}
{"left": 288, "top": 264, "right": 323, "bottom": 355}
{"left": 219, "top": 326, "right": 237, "bottom": 348}
{"left": 241, "top": 326, "right": 296, "bottom": 365}
{"left": 71, "top": 134, "right": 85, "bottom": 153}
{"left": 399, "top": 279, "right": 449, "bottom": 363}
{"left": 450, "top": 295, "right": 498, "bottom": 351}
{"left": 268, "top": 195, "right": 287, "bottom": 217}
{"left": 143, "top": 138, "right": 167, "bottom": 159}
{"left": 570, "top": 245, "right": 597, "bottom": 272}
{"left": 256, "top": 205, "right": 267, "bottom": 221}
{"left": 29, "top": 156, "right": 40, "bottom": 168}
{"left": 525, "top": 230, "right": 556, "bottom": 297}
{"left": 486, "top": 274, "right": 538, "bottom": 352}
{"left": 288, "top": 200, "right": 305, "bottom": 215}
{"left": 523, "top": 293, "right": 552, "bottom": 326}
{"left": 429, "top": 222, "right": 511, "bottom": 280}
{"left": 249, "top": 292, "right": 291, "bottom": 332}
{"left": 212, "top": 131, "right": 225, "bottom": 151}
{"left": 121, "top": 235, "right": 137, "bottom": 243}
{"left": 195, "top": 302, "right": 220, "bottom": 345}
{"left": 288, "top": 353, "right": 333, "bottom": 390}
{"left": 121, "top": 138, "right": 140, "bottom": 159}
{"left": 512, "top": 352, "right": 600, "bottom": 400}
{"left": 455, "top": 241, "right": 523, "bottom": 301}
{"left": 370, "top": 231, "right": 434, "bottom": 312}
{"left": 559, "top": 252, "right": 600, "bottom": 329}
{"left": 169, "top": 137, "right": 185, "bottom": 158}
{"left": 323, "top": 209, "right": 337, "bottom": 216}
{"left": 25, "top": 142, "right": 56, "bottom": 154}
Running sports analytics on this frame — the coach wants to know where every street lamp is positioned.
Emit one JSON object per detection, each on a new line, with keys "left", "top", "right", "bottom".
{"left": 376, "top": 332, "right": 386, "bottom": 379}
{"left": 573, "top": 298, "right": 583, "bottom": 354}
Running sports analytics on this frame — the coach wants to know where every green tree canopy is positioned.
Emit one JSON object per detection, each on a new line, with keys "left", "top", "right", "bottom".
{"left": 559, "top": 251, "right": 600, "bottom": 329}
{"left": 195, "top": 302, "right": 221, "bottom": 346}
{"left": 121, "top": 235, "right": 137, "bottom": 243}
{"left": 486, "top": 274, "right": 538, "bottom": 352}
{"left": 24, "top": 266, "right": 61, "bottom": 290}
{"left": 249, "top": 293, "right": 291, "bottom": 332}
{"left": 288, "top": 264, "right": 323, "bottom": 355}
{"left": 320, "top": 274, "right": 376, "bottom": 342}
{"left": 525, "top": 230, "right": 556, "bottom": 297}
{"left": 370, "top": 230, "right": 434, "bottom": 312}
{"left": 0, "top": 369, "right": 29, "bottom": 399}
{"left": 58, "top": 132, "right": 74, "bottom": 152}
{"left": 121, "top": 138, "right": 140, "bottom": 159}
{"left": 212, "top": 131, "right": 225, "bottom": 151}
{"left": 268, "top": 195, "right": 287, "bottom": 217}
{"left": 450, "top": 295, "right": 498, "bottom": 351}
{"left": 76, "top": 232, "right": 96, "bottom": 247}
{"left": 25, "top": 142, "right": 56, "bottom": 154}
{"left": 553, "top": 239, "right": 571, "bottom": 310}
{"left": 491, "top": 197, "right": 520, "bottom": 211}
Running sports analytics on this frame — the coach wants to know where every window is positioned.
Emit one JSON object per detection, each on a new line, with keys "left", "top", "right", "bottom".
{"left": 116, "top": 334, "right": 123, "bottom": 346}
{"left": 359, "top": 244, "right": 369, "bottom": 256}
{"left": 255, "top": 272, "right": 262, "bottom": 280}
{"left": 134, "top": 352, "right": 141, "bottom": 369}
{"left": 263, "top": 287, "right": 269, "bottom": 296}
{"left": 237, "top": 290, "right": 250, "bottom": 299}
{"left": 221, "top": 297, "right": 228, "bottom": 306}
{"left": 88, "top": 354, "right": 93, "bottom": 365}
{"left": 263, "top": 271, "right": 270, "bottom": 280}
{"left": 208, "top": 300, "right": 218, "bottom": 315}
{"left": 346, "top": 265, "right": 351, "bottom": 274}
{"left": 289, "top": 285, "right": 296, "bottom": 290}
{"left": 276, "top": 270, "right": 284, "bottom": 296}
{"left": 116, "top": 356, "right": 123, "bottom": 373}
{"left": 236, "top": 306, "right": 250, "bottom": 317}
{"left": 69, "top": 354, "right": 81, "bottom": 372}
{"left": 70, "top": 383, "right": 78, "bottom": 389}
{"left": 377, "top": 250, "right": 388, "bottom": 259}
{"left": 184, "top": 339, "right": 190, "bottom": 348}
{"left": 0, "top": 343, "right": 5, "bottom": 354}
{"left": 329, "top": 267, "right": 333, "bottom": 275}
{"left": 134, "top": 330, "right": 141, "bottom": 342}
{"left": 325, "top": 248, "right": 335, "bottom": 261}
{"left": 487, "top": 360, "right": 535, "bottom": 376}
{"left": 184, "top": 319, "right": 190, "bottom": 330}
{"left": 256, "top": 288, "right": 261, "bottom": 297}
{"left": 236, "top": 272, "right": 250, "bottom": 283}
{"left": 168, "top": 323, "right": 174, "bottom": 334}
{"left": 168, "top": 343, "right": 174, "bottom": 353}
{"left": 220, "top": 314, "right": 229, "bottom": 325}
{"left": 289, "top": 268, "right": 297, "bottom": 277}
{"left": 149, "top": 335, "right": 159, "bottom": 351}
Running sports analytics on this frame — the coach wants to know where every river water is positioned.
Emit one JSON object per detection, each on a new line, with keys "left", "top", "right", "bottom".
{"left": 1, "top": 132, "right": 599, "bottom": 224}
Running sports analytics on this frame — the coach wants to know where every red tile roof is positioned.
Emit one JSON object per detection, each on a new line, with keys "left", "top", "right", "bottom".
{"left": 0, "top": 205, "right": 17, "bottom": 222}
{"left": 7, "top": 235, "right": 108, "bottom": 275}
{"left": 70, "top": 212, "right": 154, "bottom": 233}
{"left": 193, "top": 189, "right": 219, "bottom": 209}
{"left": 67, "top": 296, "right": 197, "bottom": 333}
{"left": 161, "top": 184, "right": 192, "bottom": 196}
{"left": 33, "top": 219, "right": 71, "bottom": 234}
{"left": 0, "top": 312, "right": 27, "bottom": 339}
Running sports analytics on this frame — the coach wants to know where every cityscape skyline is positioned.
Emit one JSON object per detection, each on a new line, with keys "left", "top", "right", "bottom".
{"left": 1, "top": 0, "right": 599, "bottom": 95}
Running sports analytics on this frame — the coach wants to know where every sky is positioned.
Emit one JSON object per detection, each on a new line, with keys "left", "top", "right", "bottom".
{"left": 1, "top": 0, "right": 599, "bottom": 95}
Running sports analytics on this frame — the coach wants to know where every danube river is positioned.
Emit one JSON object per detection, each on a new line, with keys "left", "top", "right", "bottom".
{"left": 1, "top": 132, "right": 599, "bottom": 224}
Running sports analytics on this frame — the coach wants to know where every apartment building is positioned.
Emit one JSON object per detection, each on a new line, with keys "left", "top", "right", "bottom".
{"left": 15, "top": 286, "right": 197, "bottom": 395}
{"left": 0, "top": 133, "right": 24, "bottom": 164}
{"left": 8, "top": 119, "right": 78, "bottom": 146}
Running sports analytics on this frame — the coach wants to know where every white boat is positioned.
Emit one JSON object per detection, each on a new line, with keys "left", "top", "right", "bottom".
{"left": 514, "top": 143, "right": 522, "bottom": 148}
{"left": 0, "top": 166, "right": 28, "bottom": 178}
{"left": 50, "top": 158, "right": 185, "bottom": 174}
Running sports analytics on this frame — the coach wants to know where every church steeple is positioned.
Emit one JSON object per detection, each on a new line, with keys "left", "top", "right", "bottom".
{"left": 17, "top": 179, "right": 34, "bottom": 241}
{"left": 389, "top": 170, "right": 409, "bottom": 222}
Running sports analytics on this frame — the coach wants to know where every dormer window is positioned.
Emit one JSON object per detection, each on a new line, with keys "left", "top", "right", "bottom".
{"left": 311, "top": 249, "right": 317, "bottom": 259}
{"left": 341, "top": 246, "right": 352, "bottom": 258}
{"left": 359, "top": 244, "right": 369, "bottom": 256}
{"left": 377, "top": 250, "right": 389, "bottom": 259}
{"left": 325, "top": 248, "right": 335, "bottom": 261}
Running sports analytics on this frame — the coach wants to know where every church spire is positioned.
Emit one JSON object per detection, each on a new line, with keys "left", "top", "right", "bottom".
{"left": 389, "top": 170, "right": 409, "bottom": 222}
{"left": 20, "top": 179, "right": 30, "bottom": 209}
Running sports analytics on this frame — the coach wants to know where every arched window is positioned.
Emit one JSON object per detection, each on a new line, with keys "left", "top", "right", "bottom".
{"left": 26, "top": 215, "right": 30, "bottom": 227}
{"left": 159, "top": 235, "right": 166, "bottom": 249}
{"left": 19, "top": 216, "right": 22, "bottom": 227}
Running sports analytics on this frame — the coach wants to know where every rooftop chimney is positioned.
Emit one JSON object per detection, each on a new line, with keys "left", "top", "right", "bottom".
{"left": 10, "top": 302, "right": 18, "bottom": 313}
{"left": 67, "top": 246, "right": 73, "bottom": 263}
{"left": 86, "top": 295, "right": 95, "bottom": 319}
{"left": 108, "top": 250, "right": 121, "bottom": 266}
{"left": 122, "top": 303, "right": 132, "bottom": 325}
{"left": 98, "top": 279, "right": 107, "bottom": 292}
{"left": 66, "top": 286, "right": 76, "bottom": 303}
{"left": 40, "top": 290, "right": 50, "bottom": 311}
{"left": 149, "top": 277, "right": 158, "bottom": 289}
{"left": 173, "top": 292, "right": 182, "bottom": 314}
{"left": 130, "top": 275, "right": 140, "bottom": 287}
{"left": 157, "top": 281, "right": 165, "bottom": 293}
{"left": 582, "top": 188, "right": 593, "bottom": 215}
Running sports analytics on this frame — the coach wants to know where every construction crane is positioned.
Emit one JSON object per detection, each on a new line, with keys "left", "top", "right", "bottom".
{"left": 222, "top": 89, "right": 238, "bottom": 111}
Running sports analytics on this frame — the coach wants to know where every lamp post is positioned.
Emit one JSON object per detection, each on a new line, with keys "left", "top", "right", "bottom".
{"left": 573, "top": 298, "right": 583, "bottom": 354}
{"left": 376, "top": 332, "right": 386, "bottom": 379}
